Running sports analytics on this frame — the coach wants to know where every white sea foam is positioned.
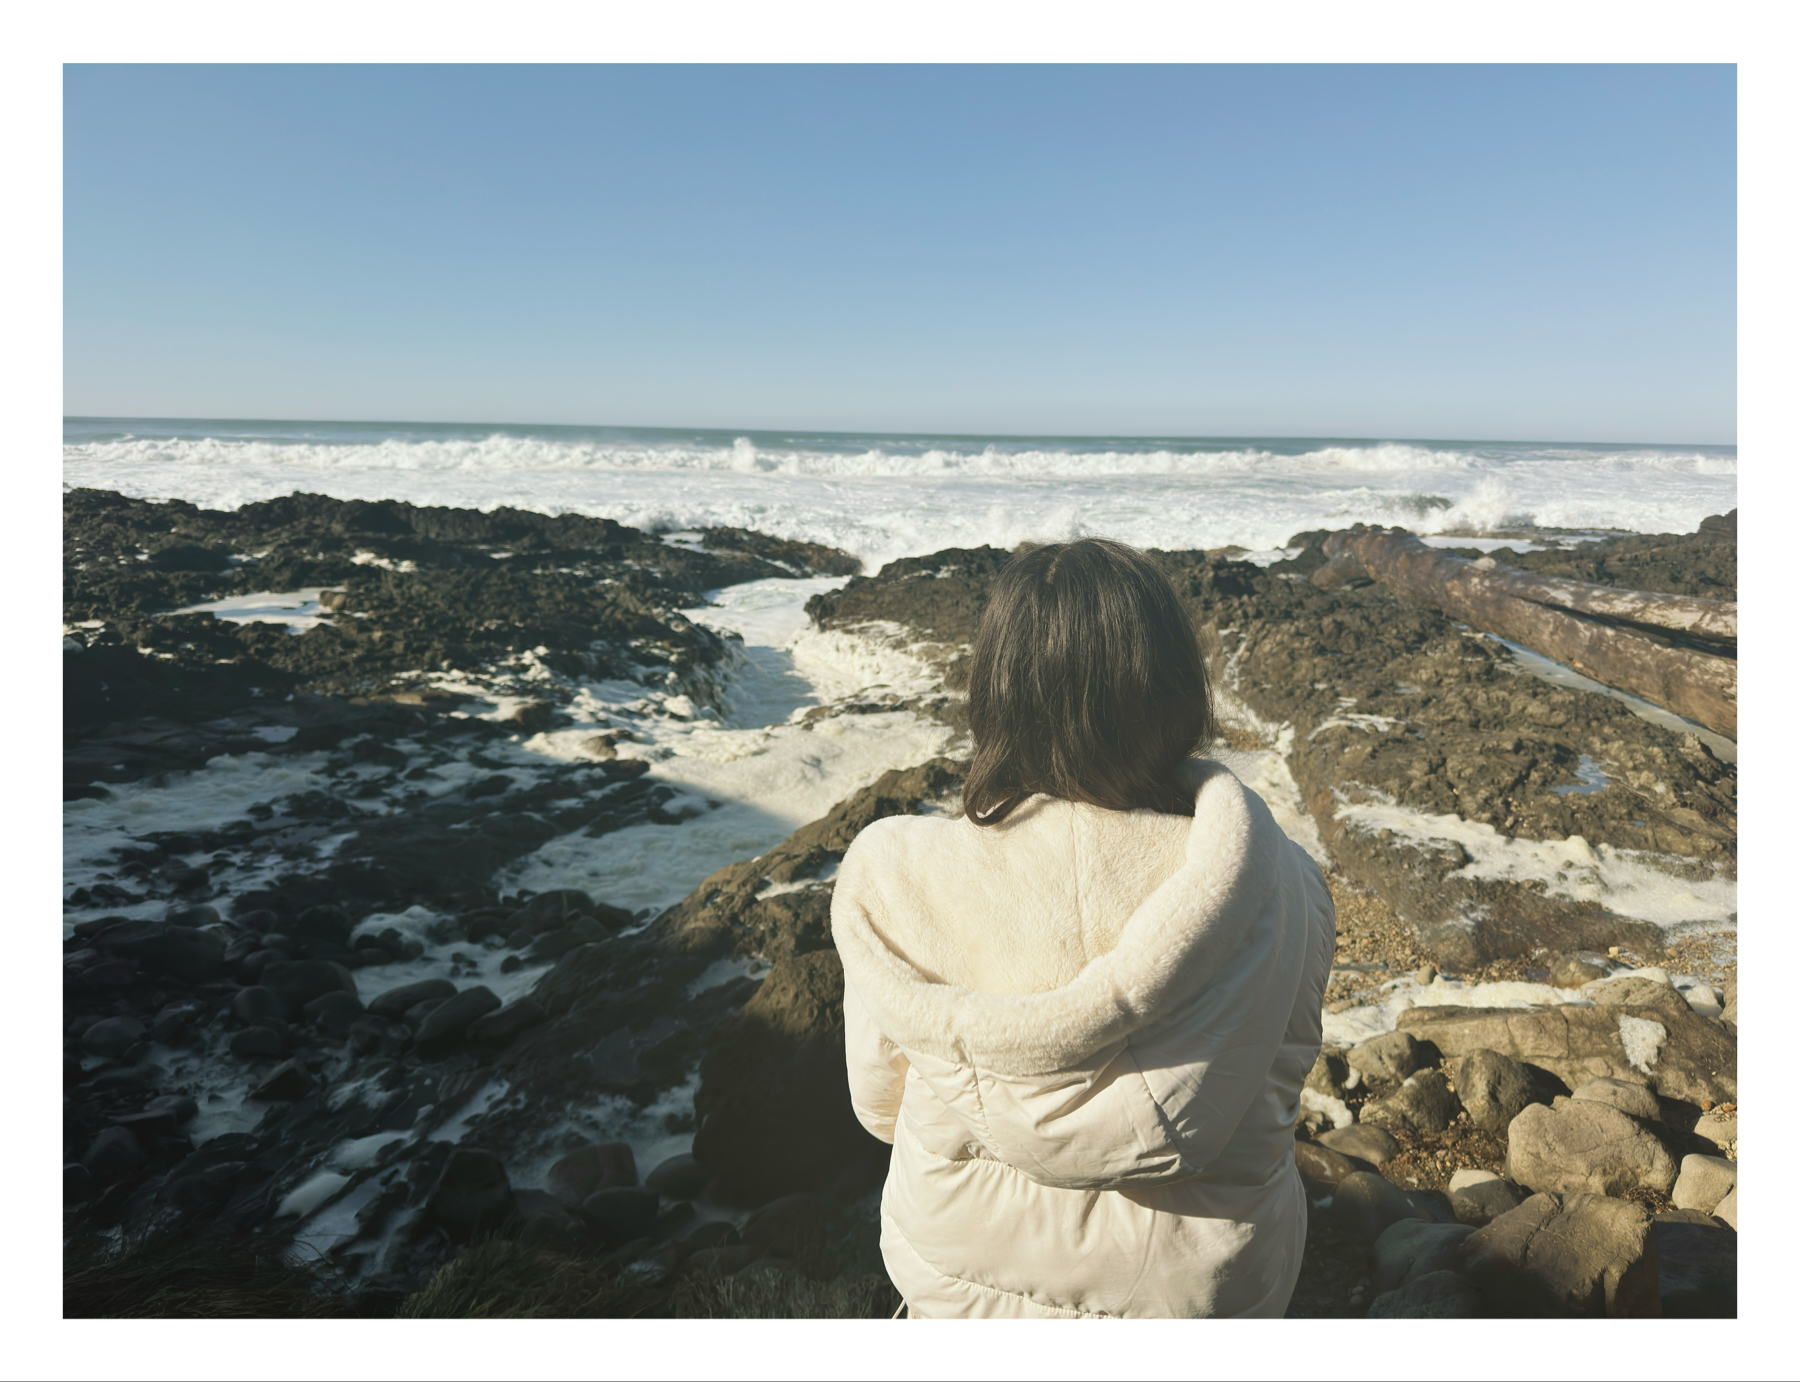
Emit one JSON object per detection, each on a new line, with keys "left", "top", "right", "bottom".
{"left": 1321, "top": 974, "right": 1594, "bottom": 1048}
{"left": 275, "top": 1170, "right": 350, "bottom": 1218}
{"left": 1332, "top": 788, "right": 1736, "bottom": 932}
{"left": 1618, "top": 1015, "right": 1670, "bottom": 1074}
{"left": 63, "top": 424, "right": 1737, "bottom": 572}
{"left": 171, "top": 588, "right": 335, "bottom": 631}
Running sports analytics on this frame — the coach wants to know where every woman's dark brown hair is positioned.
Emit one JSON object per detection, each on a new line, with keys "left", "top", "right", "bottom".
{"left": 962, "top": 538, "right": 1216, "bottom": 825}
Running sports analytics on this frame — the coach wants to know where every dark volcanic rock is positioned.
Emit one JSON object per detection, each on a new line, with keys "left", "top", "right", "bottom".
{"left": 740, "top": 1192, "right": 840, "bottom": 1262}
{"left": 369, "top": 978, "right": 458, "bottom": 1019}
{"left": 82, "top": 1126, "right": 147, "bottom": 1183}
{"left": 302, "top": 990, "right": 367, "bottom": 1038}
{"left": 229, "top": 1027, "right": 286, "bottom": 1059}
{"left": 547, "top": 1141, "right": 638, "bottom": 1209}
{"left": 805, "top": 546, "right": 1012, "bottom": 649}
{"left": 692, "top": 947, "right": 887, "bottom": 1206}
{"left": 260, "top": 960, "right": 358, "bottom": 1018}
{"left": 578, "top": 1186, "right": 659, "bottom": 1244}
{"left": 250, "top": 1060, "right": 313, "bottom": 1102}
{"left": 1654, "top": 1218, "right": 1736, "bottom": 1317}
{"left": 1481, "top": 526, "right": 1735, "bottom": 600}
{"left": 657, "top": 757, "right": 967, "bottom": 959}
{"left": 80, "top": 1016, "right": 145, "bottom": 1059}
{"left": 425, "top": 1147, "right": 514, "bottom": 1241}
{"left": 1345, "top": 1031, "right": 1431, "bottom": 1090}
{"left": 1360, "top": 1069, "right": 1462, "bottom": 1135}
{"left": 414, "top": 986, "right": 501, "bottom": 1056}
{"left": 466, "top": 998, "right": 547, "bottom": 1047}
{"left": 645, "top": 1153, "right": 712, "bottom": 1201}
{"left": 1456, "top": 1048, "right": 1566, "bottom": 1134}
{"left": 93, "top": 921, "right": 227, "bottom": 982}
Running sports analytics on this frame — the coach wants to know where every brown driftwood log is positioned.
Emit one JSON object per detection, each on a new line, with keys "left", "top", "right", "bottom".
{"left": 1312, "top": 526, "right": 1736, "bottom": 740}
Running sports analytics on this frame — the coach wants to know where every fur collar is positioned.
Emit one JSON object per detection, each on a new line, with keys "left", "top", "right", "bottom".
{"left": 832, "top": 760, "right": 1284, "bottom": 1077}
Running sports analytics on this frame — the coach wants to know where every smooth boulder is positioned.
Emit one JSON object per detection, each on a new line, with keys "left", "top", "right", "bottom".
{"left": 546, "top": 1141, "right": 638, "bottom": 1209}
{"left": 414, "top": 986, "right": 502, "bottom": 1055}
{"left": 1329, "top": 1171, "right": 1426, "bottom": 1246}
{"left": 1506, "top": 1101, "right": 1677, "bottom": 1198}
{"left": 1294, "top": 1139, "right": 1373, "bottom": 1189}
{"left": 1462, "top": 1191, "right": 1661, "bottom": 1317}
{"left": 1671, "top": 1155, "right": 1736, "bottom": 1216}
{"left": 80, "top": 1016, "right": 145, "bottom": 1060}
{"left": 260, "top": 960, "right": 358, "bottom": 1018}
{"left": 368, "top": 978, "right": 458, "bottom": 1019}
{"left": 426, "top": 1147, "right": 515, "bottom": 1241}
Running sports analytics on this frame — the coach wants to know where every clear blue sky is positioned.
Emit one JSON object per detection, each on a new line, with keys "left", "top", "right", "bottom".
{"left": 64, "top": 64, "right": 1736, "bottom": 442}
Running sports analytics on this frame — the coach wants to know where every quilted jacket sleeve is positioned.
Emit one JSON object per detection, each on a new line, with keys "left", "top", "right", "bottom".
{"left": 843, "top": 974, "right": 910, "bottom": 1144}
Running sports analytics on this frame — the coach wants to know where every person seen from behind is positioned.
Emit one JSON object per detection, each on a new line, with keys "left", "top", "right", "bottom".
{"left": 831, "top": 537, "right": 1337, "bottom": 1318}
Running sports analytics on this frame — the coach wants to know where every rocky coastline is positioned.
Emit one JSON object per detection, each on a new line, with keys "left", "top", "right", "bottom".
{"left": 63, "top": 489, "right": 1736, "bottom": 1318}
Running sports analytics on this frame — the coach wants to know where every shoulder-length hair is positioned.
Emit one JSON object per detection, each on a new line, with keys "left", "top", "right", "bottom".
{"left": 962, "top": 538, "right": 1216, "bottom": 825}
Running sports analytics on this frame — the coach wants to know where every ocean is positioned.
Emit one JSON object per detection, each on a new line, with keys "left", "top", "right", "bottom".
{"left": 62, "top": 418, "right": 1739, "bottom": 570}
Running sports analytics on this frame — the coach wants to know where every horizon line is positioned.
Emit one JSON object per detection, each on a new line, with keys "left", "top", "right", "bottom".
{"left": 62, "top": 415, "right": 1740, "bottom": 451}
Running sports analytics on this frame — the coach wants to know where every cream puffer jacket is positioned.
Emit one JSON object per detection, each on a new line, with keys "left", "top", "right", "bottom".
{"left": 831, "top": 760, "right": 1336, "bottom": 1318}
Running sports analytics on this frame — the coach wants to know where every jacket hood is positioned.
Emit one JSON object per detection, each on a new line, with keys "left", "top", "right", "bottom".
{"left": 832, "top": 759, "right": 1287, "bottom": 1078}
